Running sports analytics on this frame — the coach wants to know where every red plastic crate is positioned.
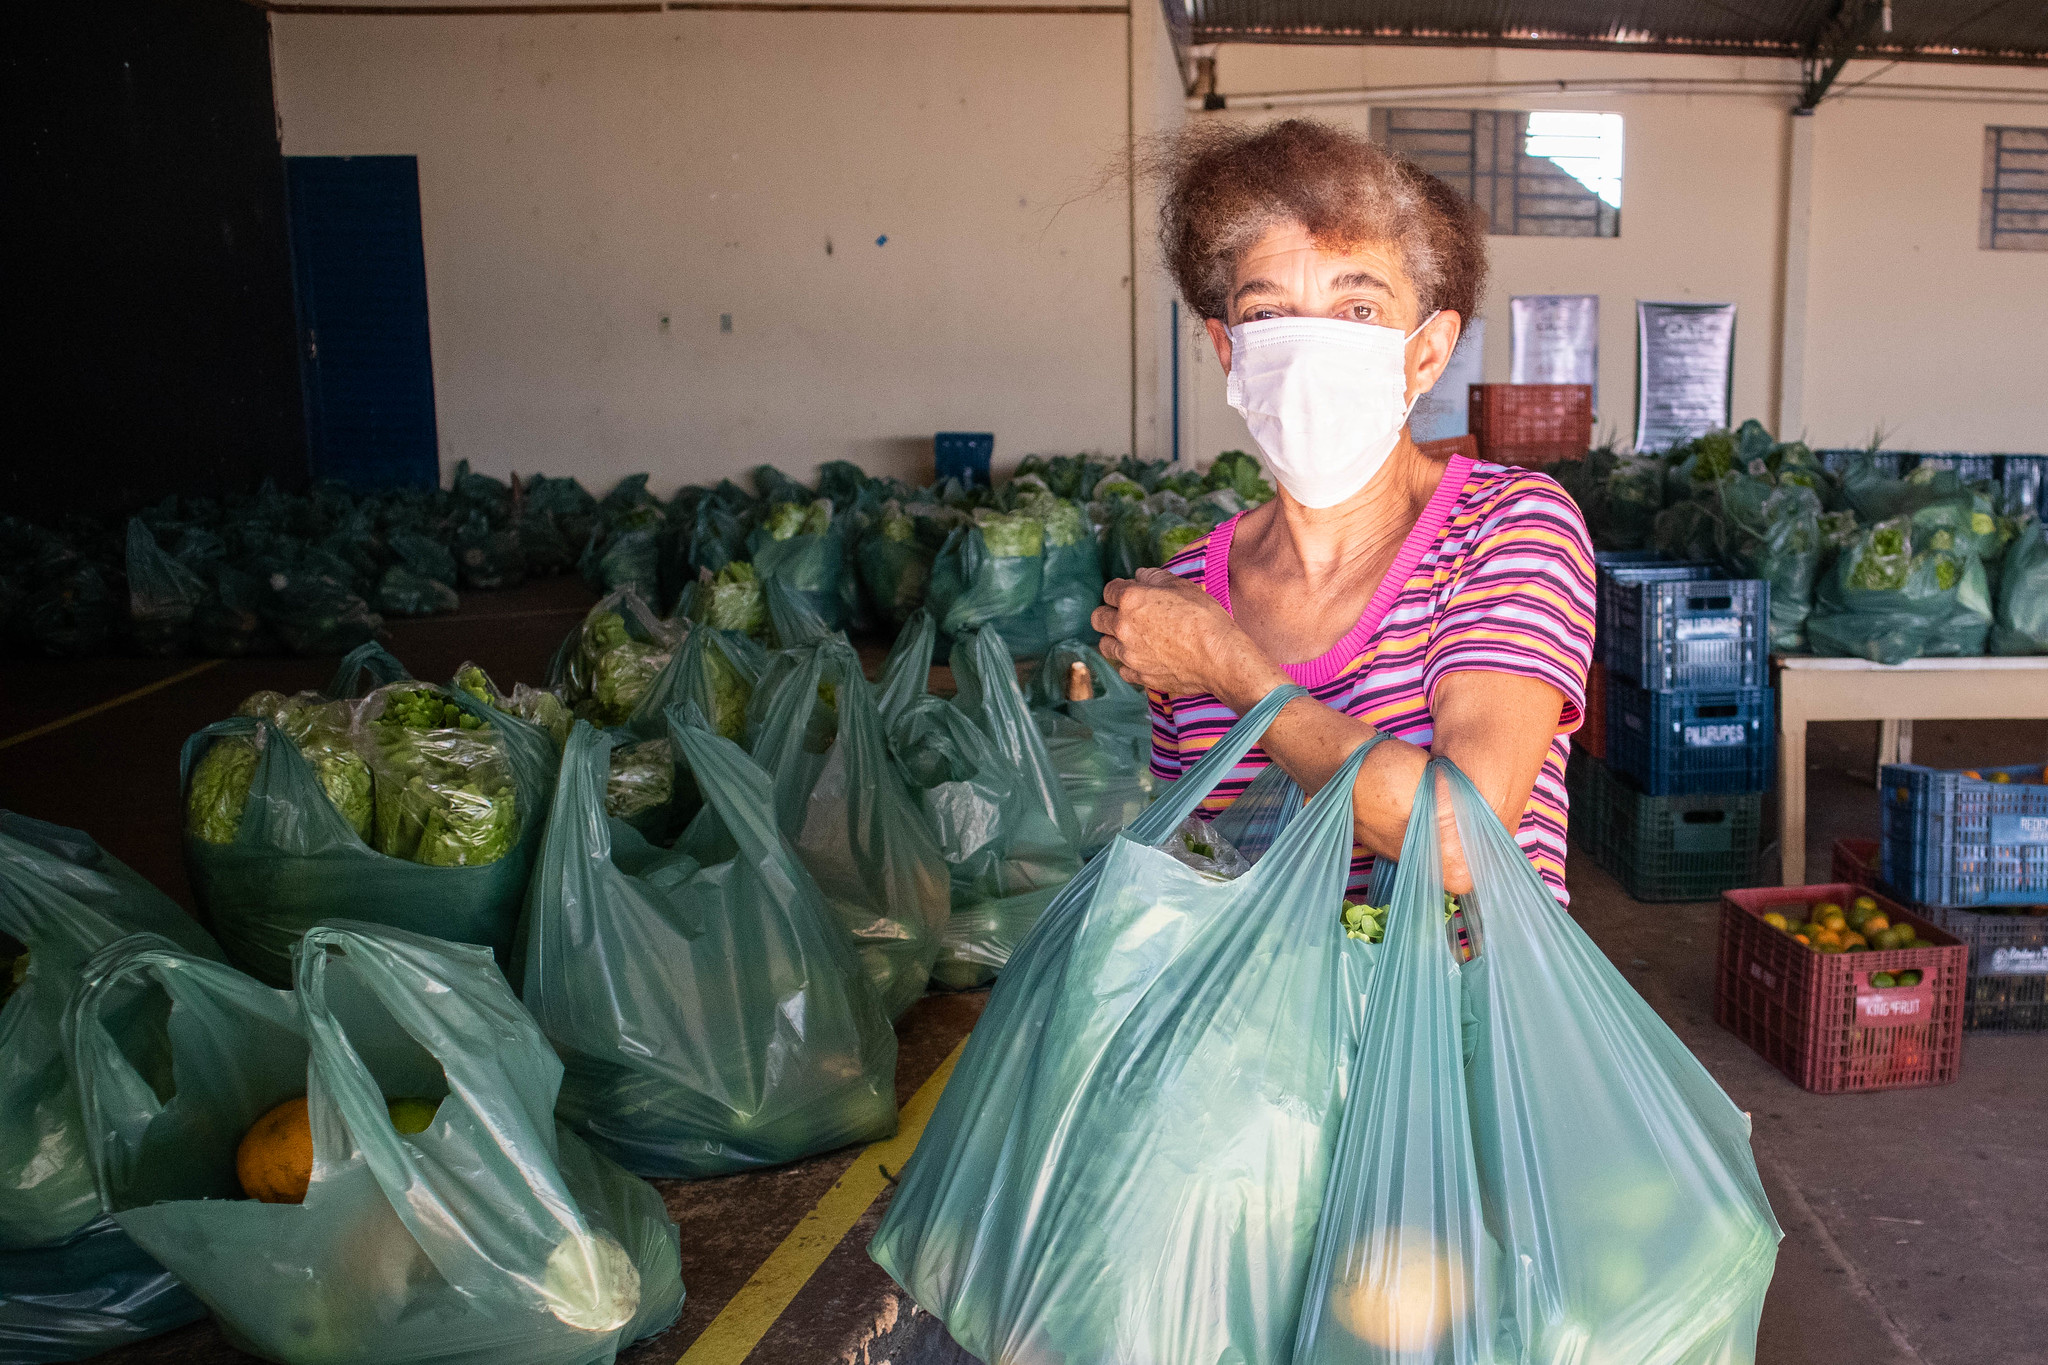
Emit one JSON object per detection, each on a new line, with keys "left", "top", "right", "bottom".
{"left": 1833, "top": 837, "right": 1880, "bottom": 888}
{"left": 1580, "top": 661, "right": 1608, "bottom": 760}
{"left": 1468, "top": 384, "right": 1593, "bottom": 466}
{"left": 1715, "top": 882, "right": 1965, "bottom": 1094}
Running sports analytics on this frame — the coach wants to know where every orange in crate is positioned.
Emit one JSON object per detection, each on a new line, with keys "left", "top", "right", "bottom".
{"left": 1716, "top": 882, "right": 1964, "bottom": 1094}
{"left": 1468, "top": 384, "right": 1593, "bottom": 466}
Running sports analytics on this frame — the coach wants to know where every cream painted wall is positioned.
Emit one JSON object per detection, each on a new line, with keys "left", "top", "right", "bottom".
{"left": 1183, "top": 44, "right": 2048, "bottom": 461}
{"left": 271, "top": 7, "right": 1173, "bottom": 492}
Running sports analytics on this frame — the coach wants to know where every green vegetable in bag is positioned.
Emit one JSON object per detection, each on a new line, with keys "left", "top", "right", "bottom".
{"left": 605, "top": 738, "right": 674, "bottom": 823}
{"left": 69, "top": 923, "right": 684, "bottom": 1365}
{"left": 522, "top": 719, "right": 898, "bottom": 1176}
{"left": 454, "top": 663, "right": 573, "bottom": 751}
{"left": 1717, "top": 474, "right": 1823, "bottom": 652}
{"left": 365, "top": 685, "right": 519, "bottom": 867}
{"left": 1808, "top": 517, "right": 1992, "bottom": 663}
{"left": 869, "top": 688, "right": 1388, "bottom": 1365}
{"left": 693, "top": 561, "right": 767, "bottom": 637}
{"left": 187, "top": 737, "right": 260, "bottom": 845}
{"left": 927, "top": 516, "right": 1047, "bottom": 659}
{"left": 1205, "top": 450, "right": 1274, "bottom": 504}
{"left": 0, "top": 814, "right": 214, "bottom": 1360}
{"left": 547, "top": 589, "right": 679, "bottom": 720}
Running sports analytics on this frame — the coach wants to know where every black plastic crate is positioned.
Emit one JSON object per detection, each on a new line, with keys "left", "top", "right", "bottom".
{"left": 1907, "top": 453, "right": 2000, "bottom": 485}
{"left": 1606, "top": 676, "right": 1774, "bottom": 796}
{"left": 1605, "top": 577, "right": 1770, "bottom": 691}
{"left": 1918, "top": 905, "right": 2048, "bottom": 1033}
{"left": 2001, "top": 454, "right": 2045, "bottom": 520}
{"left": 1595, "top": 559, "right": 1718, "bottom": 657}
{"left": 1818, "top": 449, "right": 1903, "bottom": 478}
{"left": 1880, "top": 763, "right": 2048, "bottom": 908}
{"left": 1568, "top": 753, "right": 1764, "bottom": 902}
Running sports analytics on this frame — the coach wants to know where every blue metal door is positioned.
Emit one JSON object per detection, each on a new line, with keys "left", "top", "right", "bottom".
{"left": 285, "top": 155, "right": 439, "bottom": 490}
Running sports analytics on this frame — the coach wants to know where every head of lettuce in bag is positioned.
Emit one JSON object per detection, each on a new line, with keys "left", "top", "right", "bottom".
{"left": 187, "top": 690, "right": 373, "bottom": 846}
{"left": 362, "top": 685, "right": 521, "bottom": 867}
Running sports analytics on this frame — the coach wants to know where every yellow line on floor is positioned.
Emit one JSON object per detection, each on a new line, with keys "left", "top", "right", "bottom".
{"left": 0, "top": 660, "right": 222, "bottom": 753}
{"left": 676, "top": 1037, "right": 968, "bottom": 1365}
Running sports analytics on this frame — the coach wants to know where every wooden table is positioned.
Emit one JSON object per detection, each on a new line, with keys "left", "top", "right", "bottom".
{"left": 1773, "top": 655, "right": 2048, "bottom": 885}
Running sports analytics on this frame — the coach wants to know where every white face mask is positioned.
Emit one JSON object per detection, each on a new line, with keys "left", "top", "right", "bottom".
{"left": 1225, "top": 312, "right": 1441, "bottom": 509}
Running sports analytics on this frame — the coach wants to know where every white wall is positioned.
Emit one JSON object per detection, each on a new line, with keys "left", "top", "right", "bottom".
{"left": 271, "top": 4, "right": 1185, "bottom": 492}
{"left": 1184, "top": 44, "right": 2048, "bottom": 460}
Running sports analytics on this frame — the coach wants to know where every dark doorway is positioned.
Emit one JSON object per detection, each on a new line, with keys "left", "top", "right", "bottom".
{"left": 285, "top": 156, "right": 441, "bottom": 492}
{"left": 5, "top": 0, "right": 308, "bottom": 521}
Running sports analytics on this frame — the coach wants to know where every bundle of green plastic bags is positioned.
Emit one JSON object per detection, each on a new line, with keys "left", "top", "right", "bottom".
{"left": 873, "top": 690, "right": 1781, "bottom": 1365}
{"left": 0, "top": 814, "right": 213, "bottom": 1362}
{"left": 69, "top": 922, "right": 683, "bottom": 1365}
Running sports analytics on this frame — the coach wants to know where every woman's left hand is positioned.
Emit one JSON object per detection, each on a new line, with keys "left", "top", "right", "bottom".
{"left": 1092, "top": 567, "right": 1283, "bottom": 704}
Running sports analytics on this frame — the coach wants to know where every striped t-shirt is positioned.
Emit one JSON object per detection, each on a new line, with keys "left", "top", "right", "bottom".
{"left": 1148, "top": 455, "right": 1597, "bottom": 904}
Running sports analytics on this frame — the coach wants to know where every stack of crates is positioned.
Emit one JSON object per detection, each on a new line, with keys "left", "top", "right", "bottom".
{"left": 1571, "top": 553, "right": 1773, "bottom": 901}
{"left": 1878, "top": 762, "right": 2048, "bottom": 1032}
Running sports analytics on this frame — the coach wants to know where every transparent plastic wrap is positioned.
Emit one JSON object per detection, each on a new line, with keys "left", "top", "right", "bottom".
{"left": 180, "top": 683, "right": 557, "bottom": 988}
{"left": 870, "top": 688, "right": 1387, "bottom": 1365}
{"left": 1292, "top": 761, "right": 1779, "bottom": 1365}
{"left": 520, "top": 717, "right": 897, "bottom": 1177}
{"left": 454, "top": 663, "right": 573, "bottom": 751}
{"left": 68, "top": 923, "right": 683, "bottom": 1365}
{"left": 0, "top": 814, "right": 214, "bottom": 1361}
{"left": 747, "top": 634, "right": 949, "bottom": 1019}
{"left": 546, "top": 588, "right": 680, "bottom": 727}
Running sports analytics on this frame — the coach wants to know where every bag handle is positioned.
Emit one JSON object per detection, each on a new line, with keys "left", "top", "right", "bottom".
{"left": 667, "top": 709, "right": 806, "bottom": 900}
{"left": 326, "top": 641, "right": 413, "bottom": 700}
{"left": 876, "top": 610, "right": 937, "bottom": 722}
{"left": 1125, "top": 683, "right": 1309, "bottom": 843}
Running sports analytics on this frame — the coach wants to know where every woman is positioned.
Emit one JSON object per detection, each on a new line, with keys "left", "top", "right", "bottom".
{"left": 1098, "top": 119, "right": 1595, "bottom": 898}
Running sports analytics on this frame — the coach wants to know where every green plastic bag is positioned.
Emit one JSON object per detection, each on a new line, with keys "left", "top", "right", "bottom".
{"left": 870, "top": 687, "right": 1387, "bottom": 1364}
{"left": 1028, "top": 640, "right": 1154, "bottom": 855}
{"left": 747, "top": 635, "right": 949, "bottom": 1020}
{"left": 885, "top": 629, "right": 1081, "bottom": 990}
{"left": 1807, "top": 517, "right": 1993, "bottom": 664}
{"left": 520, "top": 717, "right": 897, "bottom": 1176}
{"left": 70, "top": 923, "right": 684, "bottom": 1365}
{"left": 1991, "top": 519, "right": 2048, "bottom": 654}
{"left": 1292, "top": 761, "right": 1778, "bottom": 1364}
{"left": 856, "top": 501, "right": 935, "bottom": 631}
{"left": 0, "top": 814, "right": 213, "bottom": 1361}
{"left": 927, "top": 516, "right": 1047, "bottom": 659}
{"left": 1030, "top": 498, "right": 1104, "bottom": 645}
{"left": 124, "top": 517, "right": 207, "bottom": 656}
{"left": 1717, "top": 475, "right": 1823, "bottom": 653}
{"left": 180, "top": 684, "right": 557, "bottom": 987}
{"left": 749, "top": 501, "right": 846, "bottom": 632}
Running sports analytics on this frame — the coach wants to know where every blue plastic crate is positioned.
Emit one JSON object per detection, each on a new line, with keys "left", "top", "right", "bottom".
{"left": 1605, "top": 577, "right": 1770, "bottom": 691}
{"left": 1606, "top": 676, "right": 1774, "bottom": 795}
{"left": 934, "top": 432, "right": 993, "bottom": 487}
{"left": 2001, "top": 455, "right": 2045, "bottom": 519}
{"left": 1595, "top": 559, "right": 1718, "bottom": 657}
{"left": 1881, "top": 763, "right": 2048, "bottom": 908}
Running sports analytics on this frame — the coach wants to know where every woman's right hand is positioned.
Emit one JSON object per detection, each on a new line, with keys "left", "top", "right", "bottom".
{"left": 1093, "top": 568, "right": 1288, "bottom": 707}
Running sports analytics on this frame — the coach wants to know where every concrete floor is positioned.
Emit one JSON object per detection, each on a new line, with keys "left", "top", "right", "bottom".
{"left": 2, "top": 578, "right": 2042, "bottom": 1365}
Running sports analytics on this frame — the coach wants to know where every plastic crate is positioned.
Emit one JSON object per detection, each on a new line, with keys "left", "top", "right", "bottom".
{"left": 1580, "top": 660, "right": 1608, "bottom": 760}
{"left": 1568, "top": 754, "right": 1763, "bottom": 902}
{"left": 1817, "top": 449, "right": 1904, "bottom": 478}
{"left": 1606, "top": 676, "right": 1774, "bottom": 795}
{"left": 1716, "top": 883, "right": 1965, "bottom": 1093}
{"left": 1918, "top": 905, "right": 2048, "bottom": 1033}
{"left": 1832, "top": 837, "right": 1880, "bottom": 888}
{"left": 1879, "top": 763, "right": 2048, "bottom": 908}
{"left": 934, "top": 432, "right": 993, "bottom": 487}
{"left": 2001, "top": 454, "right": 2045, "bottom": 519}
{"left": 1467, "top": 383, "right": 1593, "bottom": 465}
{"left": 1906, "top": 453, "right": 2000, "bottom": 485}
{"left": 1595, "top": 559, "right": 1718, "bottom": 655}
{"left": 1605, "top": 577, "right": 1770, "bottom": 691}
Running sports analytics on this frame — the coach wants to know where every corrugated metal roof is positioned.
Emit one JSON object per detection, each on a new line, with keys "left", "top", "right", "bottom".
{"left": 1180, "top": 0, "right": 2048, "bottom": 65}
